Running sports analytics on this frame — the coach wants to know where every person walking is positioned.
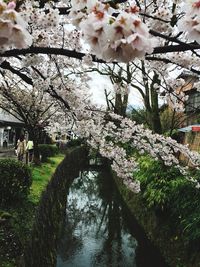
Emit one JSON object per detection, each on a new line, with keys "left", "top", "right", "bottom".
{"left": 26, "top": 139, "right": 34, "bottom": 163}
{"left": 16, "top": 136, "right": 26, "bottom": 161}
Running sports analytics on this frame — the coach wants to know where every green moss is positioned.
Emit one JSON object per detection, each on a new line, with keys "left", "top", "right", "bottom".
{"left": 29, "top": 155, "right": 65, "bottom": 204}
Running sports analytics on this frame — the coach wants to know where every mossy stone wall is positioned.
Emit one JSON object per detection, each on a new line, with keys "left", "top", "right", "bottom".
{"left": 112, "top": 173, "right": 200, "bottom": 267}
{"left": 22, "top": 146, "right": 88, "bottom": 267}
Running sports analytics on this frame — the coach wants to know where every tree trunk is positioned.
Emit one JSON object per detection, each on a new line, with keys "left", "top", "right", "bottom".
{"left": 114, "top": 93, "right": 128, "bottom": 117}
{"left": 114, "top": 93, "right": 123, "bottom": 115}
{"left": 29, "top": 128, "right": 41, "bottom": 165}
{"left": 33, "top": 140, "right": 41, "bottom": 165}
{"left": 150, "top": 73, "right": 162, "bottom": 134}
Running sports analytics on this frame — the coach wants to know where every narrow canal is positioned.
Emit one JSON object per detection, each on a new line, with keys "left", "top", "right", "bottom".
{"left": 56, "top": 169, "right": 168, "bottom": 267}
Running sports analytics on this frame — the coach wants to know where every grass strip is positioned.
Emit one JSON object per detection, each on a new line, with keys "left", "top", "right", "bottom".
{"left": 29, "top": 154, "right": 65, "bottom": 204}
{"left": 0, "top": 154, "right": 65, "bottom": 267}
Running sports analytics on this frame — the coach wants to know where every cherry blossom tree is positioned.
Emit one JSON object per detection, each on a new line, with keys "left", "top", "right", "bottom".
{"left": 0, "top": 74, "right": 64, "bottom": 163}
{"left": 0, "top": 0, "right": 200, "bottom": 63}
{"left": 0, "top": 0, "right": 200, "bottom": 191}
{"left": 82, "top": 60, "right": 191, "bottom": 134}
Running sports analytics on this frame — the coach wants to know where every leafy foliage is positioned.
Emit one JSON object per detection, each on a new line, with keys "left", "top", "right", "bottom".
{"left": 170, "top": 174, "right": 200, "bottom": 248}
{"left": 65, "top": 138, "right": 83, "bottom": 147}
{"left": 38, "top": 145, "right": 59, "bottom": 162}
{"left": 0, "top": 154, "right": 65, "bottom": 267}
{"left": 134, "top": 155, "right": 200, "bottom": 249}
{"left": 135, "top": 156, "right": 186, "bottom": 210}
{"left": 30, "top": 155, "right": 64, "bottom": 204}
{"left": 0, "top": 159, "right": 32, "bottom": 203}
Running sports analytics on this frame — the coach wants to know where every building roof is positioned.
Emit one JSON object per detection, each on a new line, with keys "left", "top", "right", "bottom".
{"left": 177, "top": 71, "right": 199, "bottom": 80}
{"left": 176, "top": 82, "right": 194, "bottom": 94}
{"left": 176, "top": 71, "right": 198, "bottom": 93}
{"left": 0, "top": 110, "right": 23, "bottom": 126}
{"left": 178, "top": 124, "right": 200, "bottom": 132}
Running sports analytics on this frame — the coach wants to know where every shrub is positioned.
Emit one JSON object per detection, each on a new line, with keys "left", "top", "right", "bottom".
{"left": 38, "top": 144, "right": 59, "bottom": 162}
{"left": 0, "top": 159, "right": 32, "bottom": 203}
{"left": 170, "top": 182, "right": 200, "bottom": 248}
{"left": 134, "top": 155, "right": 186, "bottom": 211}
{"left": 66, "top": 138, "right": 83, "bottom": 147}
{"left": 134, "top": 154, "right": 200, "bottom": 248}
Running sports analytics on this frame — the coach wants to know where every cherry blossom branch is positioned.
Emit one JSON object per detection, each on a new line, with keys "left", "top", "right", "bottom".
{"left": 0, "top": 47, "right": 105, "bottom": 62}
{"left": 1, "top": 43, "right": 200, "bottom": 61}
{"left": 141, "top": 13, "right": 170, "bottom": 23}
{"left": 149, "top": 30, "right": 187, "bottom": 45}
{"left": 0, "top": 61, "right": 33, "bottom": 85}
{"left": 145, "top": 56, "right": 200, "bottom": 75}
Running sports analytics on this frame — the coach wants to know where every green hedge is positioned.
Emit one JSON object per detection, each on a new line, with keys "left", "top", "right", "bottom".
{"left": 66, "top": 138, "right": 83, "bottom": 147}
{"left": 0, "top": 159, "right": 32, "bottom": 203}
{"left": 38, "top": 144, "right": 59, "bottom": 162}
{"left": 134, "top": 155, "right": 200, "bottom": 250}
{"left": 135, "top": 156, "right": 186, "bottom": 211}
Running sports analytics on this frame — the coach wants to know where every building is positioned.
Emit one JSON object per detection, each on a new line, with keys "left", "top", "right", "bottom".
{"left": 175, "top": 72, "right": 200, "bottom": 154}
{"left": 176, "top": 71, "right": 200, "bottom": 125}
{"left": 0, "top": 109, "right": 24, "bottom": 148}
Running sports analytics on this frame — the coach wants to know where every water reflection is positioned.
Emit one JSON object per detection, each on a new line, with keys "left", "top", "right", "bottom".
{"left": 56, "top": 169, "right": 168, "bottom": 267}
{"left": 57, "top": 170, "right": 137, "bottom": 267}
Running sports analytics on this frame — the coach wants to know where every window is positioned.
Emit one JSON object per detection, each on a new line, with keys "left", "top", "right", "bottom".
{"left": 185, "top": 91, "right": 200, "bottom": 113}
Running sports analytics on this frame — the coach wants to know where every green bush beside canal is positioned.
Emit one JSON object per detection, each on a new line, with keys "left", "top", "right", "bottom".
{"left": 38, "top": 144, "right": 59, "bottom": 162}
{"left": 0, "top": 159, "right": 32, "bottom": 204}
{"left": 135, "top": 155, "right": 200, "bottom": 249}
{"left": 113, "top": 154, "right": 200, "bottom": 267}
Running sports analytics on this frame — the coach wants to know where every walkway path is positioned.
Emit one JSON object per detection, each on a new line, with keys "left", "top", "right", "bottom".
{"left": 0, "top": 147, "right": 16, "bottom": 159}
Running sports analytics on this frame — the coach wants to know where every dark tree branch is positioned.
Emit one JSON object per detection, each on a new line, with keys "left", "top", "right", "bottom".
{"left": 0, "top": 42, "right": 200, "bottom": 61}
{"left": 0, "top": 60, "right": 33, "bottom": 85}
{"left": 146, "top": 56, "right": 200, "bottom": 75}
{"left": 47, "top": 85, "right": 71, "bottom": 110}
{"left": 149, "top": 30, "right": 186, "bottom": 45}
{"left": 0, "top": 47, "right": 105, "bottom": 62}
{"left": 153, "top": 42, "right": 200, "bottom": 54}
{"left": 142, "top": 14, "right": 170, "bottom": 23}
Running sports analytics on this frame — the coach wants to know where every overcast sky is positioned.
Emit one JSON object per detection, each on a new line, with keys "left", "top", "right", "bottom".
{"left": 65, "top": 25, "right": 144, "bottom": 110}
{"left": 88, "top": 72, "right": 144, "bottom": 109}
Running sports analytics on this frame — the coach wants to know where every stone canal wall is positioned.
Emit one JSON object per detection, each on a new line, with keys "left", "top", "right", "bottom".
{"left": 112, "top": 173, "right": 200, "bottom": 267}
{"left": 23, "top": 146, "right": 88, "bottom": 267}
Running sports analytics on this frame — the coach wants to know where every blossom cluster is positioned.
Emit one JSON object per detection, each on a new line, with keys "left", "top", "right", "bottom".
{"left": 164, "top": 78, "right": 189, "bottom": 112}
{"left": 149, "top": 6, "right": 172, "bottom": 33}
{"left": 1, "top": 0, "right": 200, "bottom": 65}
{"left": 178, "top": 0, "right": 200, "bottom": 44}
{"left": 69, "top": 0, "right": 156, "bottom": 62}
{"left": 0, "top": 0, "right": 32, "bottom": 50}
{"left": 75, "top": 110, "right": 200, "bottom": 193}
{"left": 67, "top": 0, "right": 200, "bottom": 62}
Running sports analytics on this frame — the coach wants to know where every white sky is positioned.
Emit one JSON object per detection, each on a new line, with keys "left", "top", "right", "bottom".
{"left": 65, "top": 25, "right": 144, "bottom": 110}
{"left": 88, "top": 72, "right": 144, "bottom": 109}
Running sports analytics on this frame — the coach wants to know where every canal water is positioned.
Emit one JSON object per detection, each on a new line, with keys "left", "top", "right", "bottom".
{"left": 56, "top": 169, "right": 168, "bottom": 267}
